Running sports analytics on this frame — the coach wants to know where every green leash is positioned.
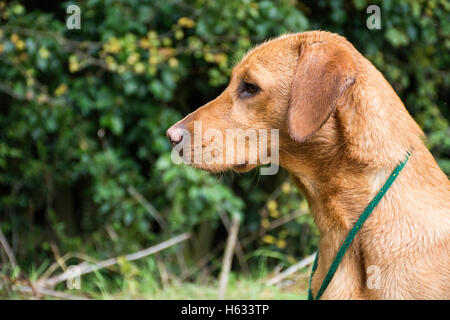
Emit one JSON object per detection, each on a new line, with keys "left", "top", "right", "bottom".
{"left": 308, "top": 152, "right": 412, "bottom": 300}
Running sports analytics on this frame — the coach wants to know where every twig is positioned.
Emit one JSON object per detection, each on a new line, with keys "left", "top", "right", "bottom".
{"left": 127, "top": 186, "right": 167, "bottom": 229}
{"left": 127, "top": 186, "right": 190, "bottom": 275}
{"left": 13, "top": 284, "right": 90, "bottom": 300}
{"left": 154, "top": 253, "right": 169, "bottom": 289}
{"left": 180, "top": 240, "right": 225, "bottom": 281}
{"left": 0, "top": 82, "right": 63, "bottom": 107}
{"left": 1, "top": 25, "right": 102, "bottom": 49}
{"left": 218, "top": 215, "right": 240, "bottom": 300}
{"left": 266, "top": 253, "right": 316, "bottom": 286}
{"left": 39, "top": 252, "right": 99, "bottom": 281}
{"left": 50, "top": 242, "right": 67, "bottom": 274}
{"left": 39, "top": 233, "right": 190, "bottom": 288}
{"left": 175, "top": 246, "right": 188, "bottom": 275}
{"left": 219, "top": 211, "right": 249, "bottom": 274}
{"left": 0, "top": 228, "right": 17, "bottom": 268}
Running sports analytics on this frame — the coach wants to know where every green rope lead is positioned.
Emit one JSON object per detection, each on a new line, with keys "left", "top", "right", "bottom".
{"left": 308, "top": 151, "right": 412, "bottom": 300}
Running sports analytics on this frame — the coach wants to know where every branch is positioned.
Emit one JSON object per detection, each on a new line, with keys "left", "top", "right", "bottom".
{"left": 218, "top": 215, "right": 240, "bottom": 300}
{"left": 266, "top": 253, "right": 316, "bottom": 286}
{"left": 39, "top": 252, "right": 99, "bottom": 281}
{"left": 127, "top": 186, "right": 167, "bottom": 229}
{"left": 13, "top": 284, "right": 90, "bottom": 300}
{"left": 2, "top": 25, "right": 102, "bottom": 50}
{"left": 180, "top": 240, "right": 225, "bottom": 281}
{"left": 0, "top": 83, "right": 64, "bottom": 107}
{"left": 39, "top": 233, "right": 190, "bottom": 288}
{"left": 0, "top": 228, "right": 17, "bottom": 268}
{"left": 219, "top": 211, "right": 249, "bottom": 274}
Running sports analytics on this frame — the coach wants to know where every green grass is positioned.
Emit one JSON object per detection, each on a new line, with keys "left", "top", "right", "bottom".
{"left": 1, "top": 272, "right": 310, "bottom": 300}
{"left": 1, "top": 256, "right": 311, "bottom": 300}
{"left": 106, "top": 274, "right": 309, "bottom": 300}
{"left": 97, "top": 275, "right": 309, "bottom": 300}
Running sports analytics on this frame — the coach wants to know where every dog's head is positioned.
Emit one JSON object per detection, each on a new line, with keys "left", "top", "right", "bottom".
{"left": 166, "top": 31, "right": 358, "bottom": 174}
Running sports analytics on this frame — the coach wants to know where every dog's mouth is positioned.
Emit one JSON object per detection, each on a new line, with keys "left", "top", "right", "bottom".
{"left": 189, "top": 161, "right": 255, "bottom": 174}
{"left": 233, "top": 162, "right": 250, "bottom": 172}
{"left": 232, "top": 161, "right": 260, "bottom": 174}
{"left": 171, "top": 140, "right": 259, "bottom": 173}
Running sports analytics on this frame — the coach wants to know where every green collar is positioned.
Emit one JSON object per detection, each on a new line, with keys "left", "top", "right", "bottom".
{"left": 308, "top": 152, "right": 412, "bottom": 300}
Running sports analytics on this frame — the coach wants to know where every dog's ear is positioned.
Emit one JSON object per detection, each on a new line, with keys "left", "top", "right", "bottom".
{"left": 288, "top": 42, "right": 356, "bottom": 142}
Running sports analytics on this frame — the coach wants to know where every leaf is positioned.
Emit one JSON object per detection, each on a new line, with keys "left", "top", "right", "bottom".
{"left": 385, "top": 28, "right": 409, "bottom": 47}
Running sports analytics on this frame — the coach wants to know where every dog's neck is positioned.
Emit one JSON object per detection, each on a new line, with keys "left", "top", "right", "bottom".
{"left": 280, "top": 67, "right": 425, "bottom": 234}
{"left": 280, "top": 112, "right": 415, "bottom": 235}
{"left": 281, "top": 146, "right": 375, "bottom": 234}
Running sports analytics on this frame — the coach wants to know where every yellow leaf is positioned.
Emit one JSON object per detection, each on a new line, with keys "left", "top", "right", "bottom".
{"left": 168, "top": 57, "right": 179, "bottom": 68}
{"left": 10, "top": 33, "right": 19, "bottom": 43}
{"left": 37, "top": 94, "right": 48, "bottom": 104}
{"left": 139, "top": 38, "right": 150, "bottom": 49}
{"left": 134, "top": 62, "right": 145, "bottom": 74}
{"left": 38, "top": 47, "right": 50, "bottom": 59}
{"left": 174, "top": 30, "right": 184, "bottom": 40}
{"left": 177, "top": 17, "right": 195, "bottom": 28}
{"left": 269, "top": 209, "right": 279, "bottom": 218}
{"left": 158, "top": 47, "right": 175, "bottom": 57}
{"left": 263, "top": 235, "right": 275, "bottom": 244}
{"left": 105, "top": 55, "right": 118, "bottom": 71}
{"left": 148, "top": 55, "right": 158, "bottom": 65}
{"left": 300, "top": 199, "right": 308, "bottom": 211}
{"left": 54, "top": 84, "right": 68, "bottom": 97}
{"left": 127, "top": 53, "right": 140, "bottom": 65}
{"left": 69, "top": 55, "right": 79, "bottom": 73}
{"left": 267, "top": 200, "right": 277, "bottom": 211}
{"left": 147, "top": 31, "right": 158, "bottom": 40}
{"left": 104, "top": 37, "right": 121, "bottom": 53}
{"left": 162, "top": 37, "right": 172, "bottom": 47}
{"left": 276, "top": 239, "right": 286, "bottom": 249}
{"left": 204, "top": 52, "right": 214, "bottom": 63}
{"left": 16, "top": 40, "right": 25, "bottom": 50}
{"left": 281, "top": 182, "right": 291, "bottom": 193}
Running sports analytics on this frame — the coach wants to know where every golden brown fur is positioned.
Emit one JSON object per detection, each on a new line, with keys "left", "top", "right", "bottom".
{"left": 167, "top": 31, "right": 450, "bottom": 299}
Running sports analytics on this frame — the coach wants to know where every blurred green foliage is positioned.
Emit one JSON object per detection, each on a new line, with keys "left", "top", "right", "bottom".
{"left": 0, "top": 0, "right": 448, "bottom": 296}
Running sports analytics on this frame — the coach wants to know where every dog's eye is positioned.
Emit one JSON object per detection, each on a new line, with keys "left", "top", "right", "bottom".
{"left": 239, "top": 81, "right": 260, "bottom": 98}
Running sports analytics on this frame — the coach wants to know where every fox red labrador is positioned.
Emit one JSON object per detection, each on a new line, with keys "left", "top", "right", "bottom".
{"left": 166, "top": 31, "right": 450, "bottom": 299}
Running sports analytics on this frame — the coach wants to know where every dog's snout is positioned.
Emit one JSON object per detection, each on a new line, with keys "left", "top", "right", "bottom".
{"left": 166, "top": 123, "right": 185, "bottom": 147}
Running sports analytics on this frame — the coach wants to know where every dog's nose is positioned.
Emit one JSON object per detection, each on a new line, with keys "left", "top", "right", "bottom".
{"left": 166, "top": 123, "right": 185, "bottom": 147}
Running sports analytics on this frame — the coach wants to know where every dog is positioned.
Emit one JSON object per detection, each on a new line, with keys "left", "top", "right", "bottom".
{"left": 166, "top": 31, "right": 450, "bottom": 299}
